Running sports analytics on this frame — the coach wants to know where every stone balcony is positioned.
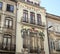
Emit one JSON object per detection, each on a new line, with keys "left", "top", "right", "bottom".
{"left": 21, "top": 17, "right": 45, "bottom": 29}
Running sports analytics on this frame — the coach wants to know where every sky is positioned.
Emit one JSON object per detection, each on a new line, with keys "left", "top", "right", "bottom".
{"left": 41, "top": 0, "right": 60, "bottom": 16}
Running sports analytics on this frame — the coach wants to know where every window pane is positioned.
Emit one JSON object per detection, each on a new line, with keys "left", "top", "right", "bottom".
{"left": 5, "top": 20, "right": 9, "bottom": 26}
{"left": 3, "top": 38, "right": 7, "bottom": 49}
{"left": 58, "top": 40, "right": 60, "bottom": 48}
{"left": 0, "top": 2, "right": 2, "bottom": 10}
{"left": 37, "top": 14, "right": 41, "bottom": 25}
{"left": 7, "top": 4, "right": 14, "bottom": 12}
{"left": 5, "top": 18, "right": 13, "bottom": 29}
{"left": 3, "top": 35, "right": 12, "bottom": 51}
{"left": 30, "top": 12, "right": 35, "bottom": 24}
{"left": 23, "top": 10, "right": 28, "bottom": 22}
{"left": 10, "top": 5, "right": 14, "bottom": 12}
{"left": 38, "top": 38, "right": 41, "bottom": 49}
{"left": 30, "top": 37, "right": 35, "bottom": 48}
{"left": 7, "top": 38, "right": 11, "bottom": 50}
{"left": 9, "top": 20, "right": 12, "bottom": 27}
{"left": 0, "top": 15, "right": 1, "bottom": 24}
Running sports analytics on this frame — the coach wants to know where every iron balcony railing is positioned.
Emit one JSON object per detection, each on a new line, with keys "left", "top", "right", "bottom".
{"left": 21, "top": 17, "right": 45, "bottom": 27}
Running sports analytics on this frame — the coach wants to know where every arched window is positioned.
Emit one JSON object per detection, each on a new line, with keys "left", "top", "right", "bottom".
{"left": 5, "top": 17, "right": 13, "bottom": 29}
{"left": 2, "top": 34, "right": 12, "bottom": 51}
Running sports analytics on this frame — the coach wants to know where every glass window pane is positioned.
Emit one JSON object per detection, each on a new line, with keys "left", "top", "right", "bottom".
{"left": 3, "top": 38, "right": 7, "bottom": 49}
{"left": 7, "top": 4, "right": 14, "bottom": 12}
{"left": 6, "top": 20, "right": 9, "bottom": 25}
{"left": 30, "top": 12, "right": 35, "bottom": 24}
{"left": 38, "top": 38, "right": 41, "bottom": 48}
{"left": 0, "top": 2, "right": 2, "bottom": 10}
{"left": 10, "top": 5, "right": 14, "bottom": 12}
{"left": 23, "top": 10, "right": 28, "bottom": 22}
{"left": 7, "top": 38, "right": 11, "bottom": 50}
{"left": 58, "top": 40, "right": 60, "bottom": 48}
{"left": 30, "top": 37, "right": 34, "bottom": 48}
{"left": 9, "top": 20, "right": 12, "bottom": 27}
{"left": 5, "top": 19, "right": 9, "bottom": 28}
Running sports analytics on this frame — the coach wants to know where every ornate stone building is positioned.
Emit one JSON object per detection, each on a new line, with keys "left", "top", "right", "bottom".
{"left": 0, "top": 0, "right": 16, "bottom": 54}
{"left": 16, "top": 0, "right": 47, "bottom": 54}
{"left": 0, "top": 0, "right": 60, "bottom": 54}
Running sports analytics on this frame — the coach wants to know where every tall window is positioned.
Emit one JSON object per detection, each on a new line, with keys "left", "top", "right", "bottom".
{"left": 21, "top": 29, "right": 28, "bottom": 48}
{"left": 30, "top": 32, "right": 39, "bottom": 53}
{"left": 37, "top": 14, "right": 41, "bottom": 25}
{"left": 0, "top": 15, "right": 1, "bottom": 24}
{"left": 50, "top": 38, "right": 55, "bottom": 50}
{"left": 55, "top": 40, "right": 60, "bottom": 51}
{"left": 6, "top": 4, "right": 14, "bottom": 12}
{"left": 30, "top": 12, "right": 35, "bottom": 24}
{"left": 2, "top": 34, "right": 11, "bottom": 51}
{"left": 5, "top": 17, "right": 13, "bottom": 29}
{"left": 23, "top": 10, "right": 28, "bottom": 22}
{"left": 0, "top": 2, "right": 2, "bottom": 10}
{"left": 58, "top": 40, "right": 60, "bottom": 49}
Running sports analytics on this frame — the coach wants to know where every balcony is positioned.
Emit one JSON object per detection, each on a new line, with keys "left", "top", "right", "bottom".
{"left": 23, "top": 44, "right": 28, "bottom": 48}
{"left": 56, "top": 49, "right": 60, "bottom": 51}
{"left": 21, "top": 17, "right": 45, "bottom": 29}
{"left": 0, "top": 44, "right": 15, "bottom": 54}
{"left": 30, "top": 47, "right": 39, "bottom": 53}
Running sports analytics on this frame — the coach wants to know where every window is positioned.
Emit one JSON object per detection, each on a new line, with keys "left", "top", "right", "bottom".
{"left": 37, "top": 14, "right": 41, "bottom": 25}
{"left": 5, "top": 17, "right": 13, "bottom": 29}
{"left": 21, "top": 29, "right": 28, "bottom": 48}
{"left": 23, "top": 10, "right": 28, "bottom": 22}
{"left": 30, "top": 32, "right": 40, "bottom": 53}
{"left": 50, "top": 39, "right": 55, "bottom": 50}
{"left": 2, "top": 34, "right": 11, "bottom": 51}
{"left": 0, "top": 15, "right": 1, "bottom": 24}
{"left": 30, "top": 12, "right": 35, "bottom": 24}
{"left": 0, "top": 2, "right": 2, "bottom": 10}
{"left": 34, "top": 3, "right": 39, "bottom": 6}
{"left": 6, "top": 4, "right": 14, "bottom": 12}
{"left": 27, "top": 0, "right": 30, "bottom": 2}
{"left": 55, "top": 40, "right": 60, "bottom": 51}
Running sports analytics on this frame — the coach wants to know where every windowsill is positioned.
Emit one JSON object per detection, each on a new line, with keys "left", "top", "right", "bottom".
{"left": 0, "top": 50, "right": 15, "bottom": 53}
{"left": 5, "top": 11, "right": 14, "bottom": 14}
{"left": 21, "top": 21, "right": 45, "bottom": 29}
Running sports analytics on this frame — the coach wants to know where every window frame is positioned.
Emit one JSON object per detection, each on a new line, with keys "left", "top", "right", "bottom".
{"left": 2, "top": 34, "right": 12, "bottom": 51}
{"left": 5, "top": 17, "right": 13, "bottom": 29}
{"left": 0, "top": 2, "right": 3, "bottom": 10}
{"left": 23, "top": 10, "right": 28, "bottom": 22}
{"left": 30, "top": 12, "right": 35, "bottom": 24}
{"left": 37, "top": 14, "right": 42, "bottom": 25}
{"left": 6, "top": 4, "right": 14, "bottom": 13}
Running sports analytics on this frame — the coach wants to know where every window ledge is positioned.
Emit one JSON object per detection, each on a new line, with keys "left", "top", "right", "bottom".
{"left": 21, "top": 21, "right": 45, "bottom": 29}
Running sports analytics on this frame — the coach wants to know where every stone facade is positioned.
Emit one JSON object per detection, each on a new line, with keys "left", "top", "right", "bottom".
{"left": 0, "top": 0, "right": 16, "bottom": 54}
{"left": 46, "top": 13, "right": 60, "bottom": 54}
{"left": 0, "top": 0, "right": 60, "bottom": 54}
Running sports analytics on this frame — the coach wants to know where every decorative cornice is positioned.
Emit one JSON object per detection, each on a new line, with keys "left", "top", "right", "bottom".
{"left": 46, "top": 13, "right": 60, "bottom": 21}
{"left": 17, "top": 0, "right": 46, "bottom": 10}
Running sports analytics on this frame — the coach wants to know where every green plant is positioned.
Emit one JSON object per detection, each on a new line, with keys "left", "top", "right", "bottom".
{"left": 39, "top": 31, "right": 45, "bottom": 41}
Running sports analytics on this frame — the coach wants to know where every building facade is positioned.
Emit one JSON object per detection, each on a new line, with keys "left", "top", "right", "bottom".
{"left": 46, "top": 13, "right": 60, "bottom": 54}
{"left": 0, "top": 0, "right": 16, "bottom": 54}
{"left": 0, "top": 0, "right": 60, "bottom": 54}
{"left": 16, "top": 0, "right": 48, "bottom": 54}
